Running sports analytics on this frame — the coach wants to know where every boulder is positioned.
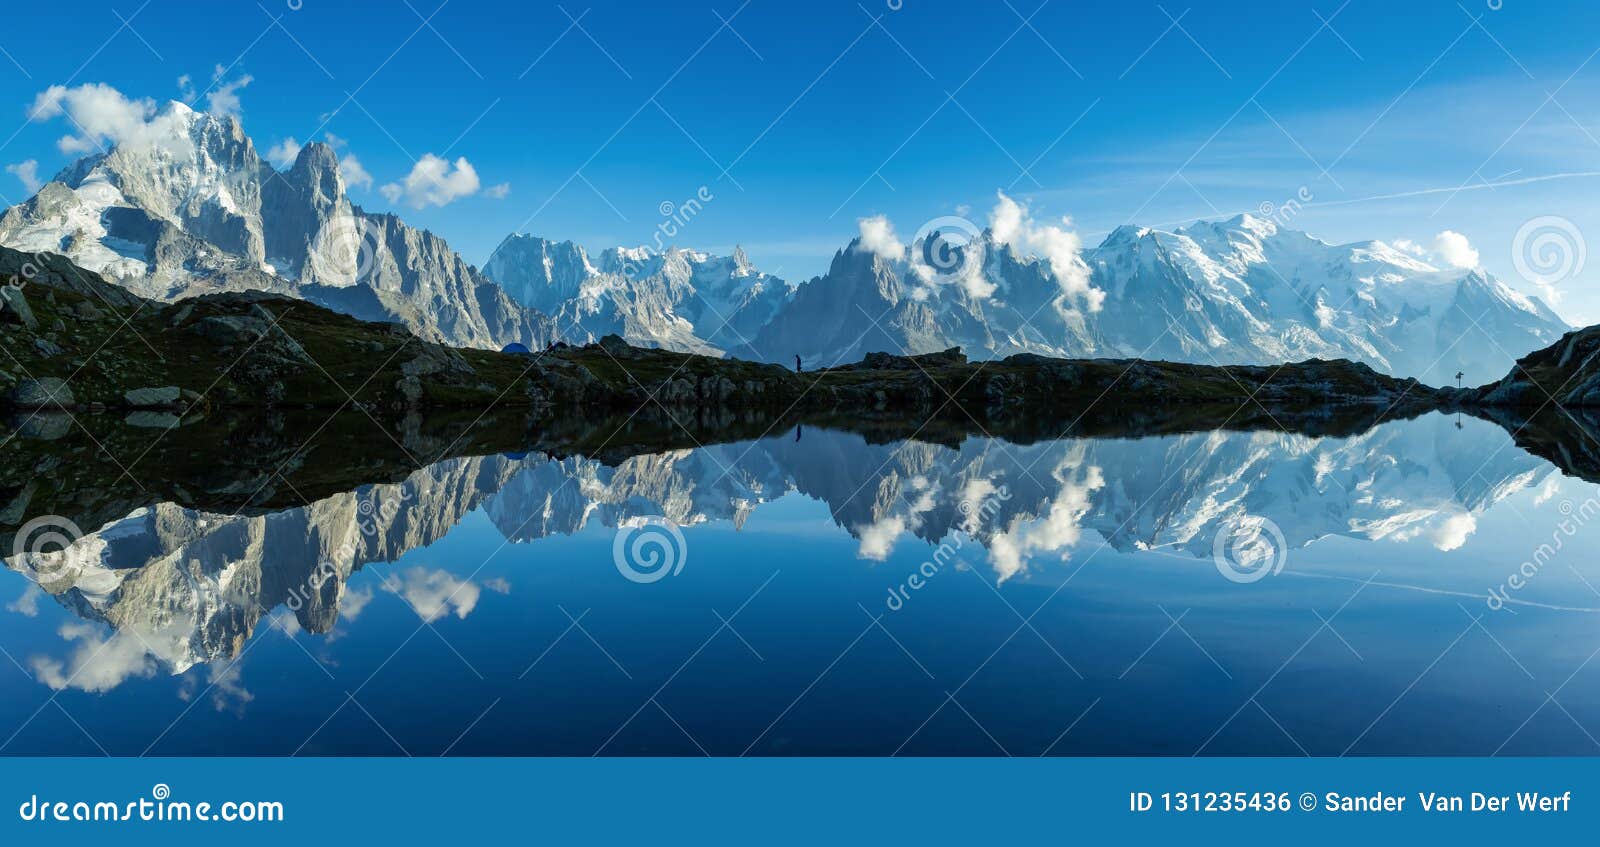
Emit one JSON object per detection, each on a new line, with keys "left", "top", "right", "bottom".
{"left": 9, "top": 377, "right": 74, "bottom": 408}
{"left": 0, "top": 286, "right": 37, "bottom": 329}
{"left": 123, "top": 385, "right": 181, "bottom": 407}
{"left": 14, "top": 413, "right": 71, "bottom": 440}
{"left": 859, "top": 347, "right": 967, "bottom": 371}
{"left": 400, "top": 344, "right": 475, "bottom": 379}
{"left": 192, "top": 314, "right": 269, "bottom": 345}
{"left": 124, "top": 411, "right": 181, "bottom": 429}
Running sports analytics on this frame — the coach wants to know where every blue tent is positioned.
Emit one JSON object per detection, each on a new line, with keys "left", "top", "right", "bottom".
{"left": 500, "top": 342, "right": 532, "bottom": 355}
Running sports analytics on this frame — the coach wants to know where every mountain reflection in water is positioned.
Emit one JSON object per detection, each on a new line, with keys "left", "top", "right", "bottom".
{"left": 4, "top": 411, "right": 1600, "bottom": 756}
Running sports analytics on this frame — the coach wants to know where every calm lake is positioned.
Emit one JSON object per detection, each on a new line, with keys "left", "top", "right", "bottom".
{"left": 4, "top": 411, "right": 1599, "bottom": 755}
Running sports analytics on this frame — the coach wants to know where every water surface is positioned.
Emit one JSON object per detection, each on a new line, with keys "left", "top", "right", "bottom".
{"left": 4, "top": 412, "right": 1599, "bottom": 756}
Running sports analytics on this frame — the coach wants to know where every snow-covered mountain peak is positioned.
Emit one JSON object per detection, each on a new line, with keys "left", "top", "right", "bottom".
{"left": 1101, "top": 224, "right": 1154, "bottom": 246}
{"left": 1221, "top": 211, "right": 1278, "bottom": 238}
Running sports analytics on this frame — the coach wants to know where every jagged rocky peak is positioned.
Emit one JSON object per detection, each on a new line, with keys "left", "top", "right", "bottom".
{"left": 261, "top": 141, "right": 347, "bottom": 277}
{"left": 0, "top": 101, "right": 557, "bottom": 351}
{"left": 282, "top": 141, "right": 344, "bottom": 201}
{"left": 731, "top": 244, "right": 754, "bottom": 277}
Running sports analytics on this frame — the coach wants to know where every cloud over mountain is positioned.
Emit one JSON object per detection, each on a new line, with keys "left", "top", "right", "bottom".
{"left": 381, "top": 154, "right": 483, "bottom": 209}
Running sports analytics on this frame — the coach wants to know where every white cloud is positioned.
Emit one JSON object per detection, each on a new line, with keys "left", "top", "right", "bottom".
{"left": 1428, "top": 511, "right": 1477, "bottom": 551}
{"left": 266, "top": 137, "right": 301, "bottom": 169}
{"left": 6, "top": 584, "right": 42, "bottom": 617}
{"left": 268, "top": 608, "right": 302, "bottom": 636}
{"left": 27, "top": 82, "right": 193, "bottom": 155}
{"left": 986, "top": 453, "right": 1103, "bottom": 581}
{"left": 482, "top": 577, "right": 512, "bottom": 594}
{"left": 856, "top": 515, "right": 906, "bottom": 561}
{"left": 202, "top": 662, "right": 253, "bottom": 714}
{"left": 484, "top": 181, "right": 511, "bottom": 199}
{"left": 339, "top": 584, "right": 375, "bottom": 621}
{"left": 5, "top": 159, "right": 41, "bottom": 194}
{"left": 205, "top": 65, "right": 252, "bottom": 118}
{"left": 1432, "top": 230, "right": 1480, "bottom": 269}
{"left": 957, "top": 478, "right": 999, "bottom": 535}
{"left": 176, "top": 74, "right": 194, "bottom": 102}
{"left": 989, "top": 191, "right": 1103, "bottom": 311}
{"left": 339, "top": 152, "right": 373, "bottom": 190}
{"left": 31, "top": 622, "right": 156, "bottom": 693}
{"left": 380, "top": 153, "right": 482, "bottom": 209}
{"left": 1392, "top": 238, "right": 1426, "bottom": 257}
{"left": 381, "top": 566, "right": 481, "bottom": 622}
{"left": 856, "top": 214, "right": 903, "bottom": 261}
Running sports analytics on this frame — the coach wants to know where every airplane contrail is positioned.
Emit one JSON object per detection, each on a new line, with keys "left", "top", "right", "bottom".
{"left": 1089, "top": 170, "right": 1600, "bottom": 239}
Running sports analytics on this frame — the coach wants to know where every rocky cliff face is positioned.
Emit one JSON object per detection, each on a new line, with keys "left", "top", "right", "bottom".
{"left": 1476, "top": 324, "right": 1600, "bottom": 406}
{"left": 0, "top": 102, "right": 555, "bottom": 350}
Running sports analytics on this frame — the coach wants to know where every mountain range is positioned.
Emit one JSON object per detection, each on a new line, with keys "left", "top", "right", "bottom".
{"left": 0, "top": 101, "right": 1569, "bottom": 384}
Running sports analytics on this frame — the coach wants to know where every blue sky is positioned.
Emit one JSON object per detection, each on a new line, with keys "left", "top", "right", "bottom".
{"left": 4, "top": 0, "right": 1600, "bottom": 320}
